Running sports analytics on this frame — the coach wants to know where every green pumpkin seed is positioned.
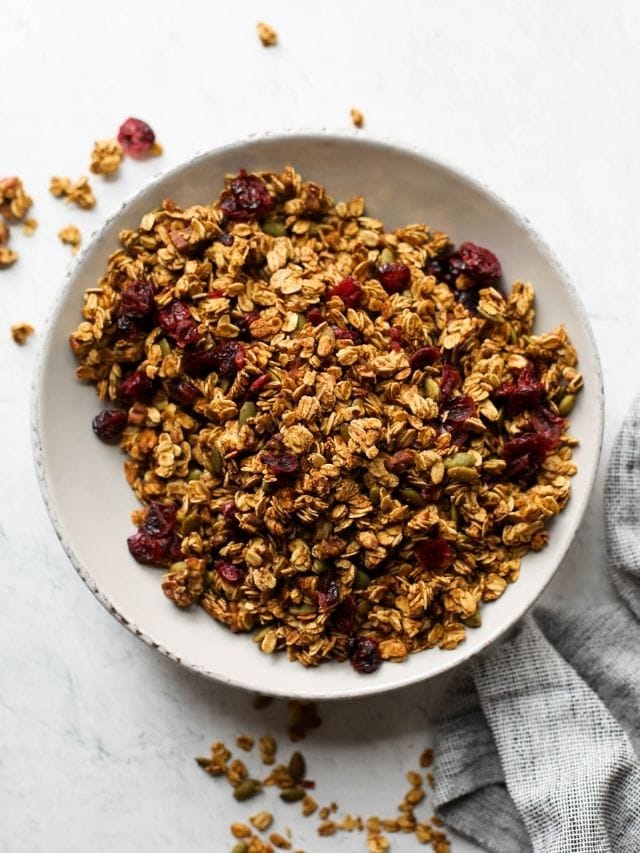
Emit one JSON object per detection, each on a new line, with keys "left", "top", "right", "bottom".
{"left": 219, "top": 377, "right": 231, "bottom": 393}
{"left": 181, "top": 510, "right": 200, "bottom": 534}
{"left": 239, "top": 401, "right": 257, "bottom": 425}
{"left": 450, "top": 503, "right": 460, "bottom": 527}
{"left": 204, "top": 446, "right": 223, "bottom": 475}
{"left": 288, "top": 751, "right": 306, "bottom": 783}
{"left": 158, "top": 337, "right": 171, "bottom": 357}
{"left": 444, "top": 452, "right": 475, "bottom": 469}
{"left": 187, "top": 468, "right": 202, "bottom": 481}
{"left": 195, "top": 756, "right": 210, "bottom": 768}
{"left": 354, "top": 569, "right": 371, "bottom": 590}
{"left": 379, "top": 247, "right": 395, "bottom": 266}
{"left": 368, "top": 484, "right": 381, "bottom": 505}
{"left": 558, "top": 394, "right": 575, "bottom": 416}
{"left": 280, "top": 786, "right": 305, "bottom": 803}
{"left": 296, "top": 313, "right": 307, "bottom": 330}
{"left": 231, "top": 842, "right": 248, "bottom": 853}
{"left": 340, "top": 423, "right": 351, "bottom": 442}
{"left": 424, "top": 377, "right": 440, "bottom": 401}
{"left": 262, "top": 220, "right": 287, "bottom": 237}
{"left": 400, "top": 487, "right": 426, "bottom": 508}
{"left": 447, "top": 465, "right": 479, "bottom": 483}
{"left": 259, "top": 267, "right": 271, "bottom": 283}
{"left": 233, "top": 779, "right": 261, "bottom": 802}
{"left": 311, "top": 558, "right": 330, "bottom": 575}
{"left": 464, "top": 611, "right": 482, "bottom": 628}
{"left": 289, "top": 604, "right": 316, "bottom": 616}
{"left": 169, "top": 561, "right": 186, "bottom": 572}
{"left": 508, "top": 325, "right": 518, "bottom": 344}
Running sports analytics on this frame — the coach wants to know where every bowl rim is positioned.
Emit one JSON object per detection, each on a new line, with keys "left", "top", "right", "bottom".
{"left": 31, "top": 128, "right": 605, "bottom": 699}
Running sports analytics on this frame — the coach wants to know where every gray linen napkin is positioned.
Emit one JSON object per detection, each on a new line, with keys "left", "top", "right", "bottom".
{"left": 431, "top": 395, "right": 640, "bottom": 853}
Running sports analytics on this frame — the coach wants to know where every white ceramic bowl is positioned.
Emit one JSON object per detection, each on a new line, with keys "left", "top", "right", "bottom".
{"left": 32, "top": 131, "right": 604, "bottom": 699}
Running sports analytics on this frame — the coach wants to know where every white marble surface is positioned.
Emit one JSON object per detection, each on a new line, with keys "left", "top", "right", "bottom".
{"left": 2, "top": 1, "right": 639, "bottom": 851}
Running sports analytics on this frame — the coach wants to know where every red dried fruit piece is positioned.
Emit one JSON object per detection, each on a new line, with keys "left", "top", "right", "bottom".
{"left": 495, "top": 362, "right": 544, "bottom": 415}
{"left": 440, "top": 363, "right": 461, "bottom": 399}
{"left": 215, "top": 231, "right": 234, "bottom": 246}
{"left": 215, "top": 559, "right": 245, "bottom": 584}
{"left": 213, "top": 340, "right": 245, "bottom": 378}
{"left": 220, "top": 170, "right": 272, "bottom": 222}
{"left": 441, "top": 394, "right": 477, "bottom": 445}
{"left": 388, "top": 327, "right": 404, "bottom": 351}
{"left": 317, "top": 573, "right": 339, "bottom": 610}
{"left": 142, "top": 502, "right": 177, "bottom": 536}
{"left": 168, "top": 380, "right": 200, "bottom": 407}
{"left": 115, "top": 313, "right": 148, "bottom": 340}
{"left": 261, "top": 451, "right": 300, "bottom": 477}
{"left": 237, "top": 311, "right": 260, "bottom": 339}
{"left": 424, "top": 256, "right": 456, "bottom": 286}
{"left": 92, "top": 409, "right": 127, "bottom": 441}
{"left": 456, "top": 288, "right": 480, "bottom": 314}
{"left": 158, "top": 301, "right": 199, "bottom": 348}
{"left": 117, "top": 117, "right": 156, "bottom": 156}
{"left": 346, "top": 636, "right": 381, "bottom": 674}
{"left": 127, "top": 502, "right": 180, "bottom": 566}
{"left": 248, "top": 374, "right": 271, "bottom": 396}
{"left": 410, "top": 346, "right": 440, "bottom": 371}
{"left": 327, "top": 276, "right": 362, "bottom": 308}
{"left": 378, "top": 262, "right": 411, "bottom": 294}
{"left": 181, "top": 348, "right": 218, "bottom": 378}
{"left": 221, "top": 500, "right": 238, "bottom": 521}
{"left": 448, "top": 242, "right": 502, "bottom": 283}
{"left": 120, "top": 280, "right": 154, "bottom": 317}
{"left": 116, "top": 370, "right": 155, "bottom": 404}
{"left": 531, "top": 406, "right": 565, "bottom": 449}
{"left": 332, "top": 594, "right": 357, "bottom": 635}
{"left": 306, "top": 307, "right": 324, "bottom": 326}
{"left": 332, "top": 326, "right": 363, "bottom": 344}
{"left": 302, "top": 780, "right": 316, "bottom": 790}
{"left": 416, "top": 539, "right": 456, "bottom": 572}
{"left": 502, "top": 432, "right": 548, "bottom": 480}
{"left": 127, "top": 530, "right": 170, "bottom": 565}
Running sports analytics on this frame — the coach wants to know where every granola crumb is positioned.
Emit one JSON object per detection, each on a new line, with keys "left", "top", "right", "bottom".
{"left": 22, "top": 217, "right": 38, "bottom": 237}
{"left": 0, "top": 177, "right": 33, "bottom": 221}
{"left": 268, "top": 831, "right": 291, "bottom": 849}
{"left": 350, "top": 107, "right": 365, "bottom": 128}
{"left": 259, "top": 735, "right": 277, "bottom": 765}
{"left": 237, "top": 735, "right": 255, "bottom": 752}
{"left": 419, "top": 749, "right": 434, "bottom": 768}
{"left": 249, "top": 810, "right": 273, "bottom": 831}
{"left": 0, "top": 247, "right": 18, "bottom": 267}
{"left": 90, "top": 139, "right": 124, "bottom": 176}
{"left": 10, "top": 323, "right": 34, "bottom": 345}
{"left": 150, "top": 141, "right": 163, "bottom": 157}
{"left": 257, "top": 21, "right": 278, "bottom": 47}
{"left": 0, "top": 217, "right": 9, "bottom": 245}
{"left": 50, "top": 176, "right": 96, "bottom": 210}
{"left": 58, "top": 224, "right": 82, "bottom": 253}
{"left": 231, "top": 822, "right": 252, "bottom": 838}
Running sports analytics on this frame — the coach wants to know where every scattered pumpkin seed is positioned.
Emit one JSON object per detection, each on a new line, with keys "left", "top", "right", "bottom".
{"left": 447, "top": 465, "right": 479, "bottom": 483}
{"left": 558, "top": 394, "right": 576, "bottom": 416}
{"left": 464, "top": 610, "right": 482, "bottom": 628}
{"left": 233, "top": 779, "right": 261, "bottom": 802}
{"left": 340, "top": 423, "right": 351, "bottom": 442}
{"left": 289, "top": 604, "right": 316, "bottom": 616}
{"left": 279, "top": 786, "right": 305, "bottom": 803}
{"left": 182, "top": 510, "right": 200, "bottom": 534}
{"left": 295, "top": 312, "right": 307, "bottom": 330}
{"left": 204, "top": 446, "right": 223, "bottom": 474}
{"left": 187, "top": 468, "right": 202, "bottom": 481}
{"left": 368, "top": 484, "right": 381, "bottom": 505}
{"left": 379, "top": 246, "right": 395, "bottom": 265}
{"left": 288, "top": 751, "right": 306, "bottom": 783}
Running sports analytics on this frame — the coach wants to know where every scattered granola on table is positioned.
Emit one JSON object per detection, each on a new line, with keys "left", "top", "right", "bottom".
{"left": 0, "top": 247, "right": 18, "bottom": 268}
{"left": 10, "top": 322, "right": 35, "bottom": 345}
{"left": 90, "top": 139, "right": 124, "bottom": 175}
{"left": 22, "top": 217, "right": 38, "bottom": 236}
{"left": 0, "top": 176, "right": 33, "bottom": 221}
{"left": 59, "top": 224, "right": 82, "bottom": 254}
{"left": 50, "top": 175, "right": 96, "bottom": 210}
{"left": 350, "top": 108, "right": 365, "bottom": 129}
{"left": 0, "top": 218, "right": 9, "bottom": 245}
{"left": 69, "top": 166, "right": 582, "bottom": 674}
{"left": 257, "top": 22, "right": 278, "bottom": 47}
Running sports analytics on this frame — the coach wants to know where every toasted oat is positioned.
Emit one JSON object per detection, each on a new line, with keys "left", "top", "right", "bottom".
{"left": 0, "top": 177, "right": 32, "bottom": 221}
{"left": 0, "top": 247, "right": 18, "bottom": 267}
{"left": 268, "top": 831, "right": 291, "bottom": 849}
{"left": 0, "top": 217, "right": 9, "bottom": 245}
{"left": 237, "top": 734, "right": 255, "bottom": 752}
{"left": 350, "top": 108, "right": 365, "bottom": 129}
{"left": 259, "top": 735, "right": 277, "bottom": 765}
{"left": 249, "top": 810, "right": 273, "bottom": 831}
{"left": 22, "top": 217, "right": 38, "bottom": 236}
{"left": 90, "top": 139, "right": 124, "bottom": 176}
{"left": 50, "top": 175, "right": 96, "bottom": 209}
{"left": 257, "top": 21, "right": 278, "bottom": 47}
{"left": 10, "top": 323, "right": 35, "bottom": 345}
{"left": 58, "top": 225, "right": 82, "bottom": 254}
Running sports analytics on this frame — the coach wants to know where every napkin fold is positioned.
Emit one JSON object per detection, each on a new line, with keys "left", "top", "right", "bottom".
{"left": 432, "top": 394, "right": 640, "bottom": 853}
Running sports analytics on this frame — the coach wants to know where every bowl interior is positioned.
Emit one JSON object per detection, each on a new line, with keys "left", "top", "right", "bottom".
{"left": 33, "top": 133, "right": 603, "bottom": 699}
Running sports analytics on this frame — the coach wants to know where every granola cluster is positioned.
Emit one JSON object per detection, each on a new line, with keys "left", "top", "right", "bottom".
{"left": 69, "top": 167, "right": 581, "bottom": 673}
{"left": 0, "top": 176, "right": 33, "bottom": 267}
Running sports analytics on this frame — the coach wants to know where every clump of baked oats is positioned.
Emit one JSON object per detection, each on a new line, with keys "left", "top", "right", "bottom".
{"left": 50, "top": 175, "right": 96, "bottom": 210}
{"left": 69, "top": 167, "right": 581, "bottom": 674}
{"left": 58, "top": 224, "right": 82, "bottom": 254}
{"left": 10, "top": 322, "right": 35, "bottom": 345}
{"left": 257, "top": 22, "right": 278, "bottom": 47}
{"left": 90, "top": 139, "right": 124, "bottom": 176}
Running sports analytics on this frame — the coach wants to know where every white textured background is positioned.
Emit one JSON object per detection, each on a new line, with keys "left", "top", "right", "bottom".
{"left": 2, "top": 1, "right": 638, "bottom": 851}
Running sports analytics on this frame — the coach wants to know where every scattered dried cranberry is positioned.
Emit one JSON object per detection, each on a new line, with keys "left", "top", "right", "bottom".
{"left": 306, "top": 307, "right": 324, "bottom": 326}
{"left": 416, "top": 539, "right": 456, "bottom": 572}
{"left": 495, "top": 362, "right": 544, "bottom": 415}
{"left": 127, "top": 530, "right": 171, "bottom": 565}
{"left": 214, "top": 340, "right": 245, "bottom": 378}
{"left": 346, "top": 636, "right": 381, "bottom": 674}
{"left": 332, "top": 326, "right": 363, "bottom": 344}
{"left": 158, "top": 301, "right": 199, "bottom": 348}
{"left": 302, "top": 780, "right": 316, "bottom": 790}
{"left": 327, "top": 276, "right": 362, "bottom": 308}
{"left": 332, "top": 595, "right": 357, "bottom": 635}
{"left": 502, "top": 432, "right": 548, "bottom": 480}
{"left": 410, "top": 346, "right": 441, "bottom": 371}
{"left": 448, "top": 242, "right": 502, "bottom": 283}
{"left": 214, "top": 559, "right": 245, "bottom": 584}
{"left": 440, "top": 364, "right": 461, "bottom": 399}
{"left": 236, "top": 312, "right": 260, "bottom": 340}
{"left": 127, "top": 502, "right": 180, "bottom": 566}
{"left": 181, "top": 348, "right": 218, "bottom": 378}
{"left": 116, "top": 370, "right": 155, "bottom": 404}
{"left": 117, "top": 117, "right": 156, "bottom": 156}
{"left": 317, "top": 573, "right": 340, "bottom": 610}
{"left": 248, "top": 374, "right": 271, "bottom": 396}
{"left": 220, "top": 170, "right": 272, "bottom": 222}
{"left": 261, "top": 451, "right": 300, "bottom": 477}
{"left": 92, "top": 409, "right": 127, "bottom": 441}
{"left": 531, "top": 406, "right": 565, "bottom": 448}
{"left": 378, "top": 262, "right": 411, "bottom": 294}
{"left": 168, "top": 379, "right": 200, "bottom": 407}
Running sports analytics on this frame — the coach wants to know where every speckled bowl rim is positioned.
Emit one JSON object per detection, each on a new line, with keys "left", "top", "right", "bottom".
{"left": 31, "top": 128, "right": 604, "bottom": 699}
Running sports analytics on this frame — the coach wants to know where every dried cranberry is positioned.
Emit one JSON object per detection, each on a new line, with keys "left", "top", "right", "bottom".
{"left": 214, "top": 340, "right": 245, "bottom": 378}
{"left": 388, "top": 327, "right": 404, "bottom": 351}
{"left": 221, "top": 500, "right": 238, "bottom": 521}
{"left": 332, "top": 595, "right": 357, "bottom": 634}
{"left": 302, "top": 780, "right": 316, "bottom": 790}
{"left": 441, "top": 394, "right": 477, "bottom": 445}
{"left": 120, "top": 280, "right": 154, "bottom": 317}
{"left": 127, "top": 530, "right": 169, "bottom": 565}
{"left": 531, "top": 406, "right": 565, "bottom": 449}
{"left": 116, "top": 370, "right": 155, "bottom": 404}
{"left": 378, "top": 262, "right": 411, "bottom": 294}
{"left": 306, "top": 307, "right": 324, "bottom": 326}
{"left": 261, "top": 451, "right": 300, "bottom": 477}
{"left": 127, "top": 502, "right": 180, "bottom": 566}
{"left": 248, "top": 374, "right": 271, "bottom": 396}
{"left": 158, "top": 301, "right": 199, "bottom": 348}
{"left": 332, "top": 326, "right": 363, "bottom": 344}
{"left": 237, "top": 311, "right": 260, "bottom": 339}
{"left": 410, "top": 346, "right": 440, "bottom": 371}
{"left": 327, "top": 276, "right": 362, "bottom": 308}
{"left": 495, "top": 362, "right": 544, "bottom": 415}
{"left": 416, "top": 539, "right": 456, "bottom": 572}
{"left": 502, "top": 432, "right": 548, "bottom": 480}
{"left": 346, "top": 636, "right": 381, "bottom": 674}
{"left": 215, "top": 231, "right": 234, "bottom": 247}
{"left": 115, "top": 313, "right": 148, "bottom": 340}
{"left": 456, "top": 289, "right": 481, "bottom": 314}
{"left": 92, "top": 409, "right": 127, "bottom": 441}
{"left": 425, "top": 256, "right": 456, "bottom": 286}
{"left": 142, "top": 502, "right": 177, "bottom": 536}
{"left": 220, "top": 170, "right": 272, "bottom": 221}
{"left": 448, "top": 242, "right": 502, "bottom": 283}
{"left": 440, "top": 364, "right": 461, "bottom": 399}
{"left": 317, "top": 573, "right": 339, "bottom": 610}
{"left": 117, "top": 117, "right": 156, "bottom": 156}
{"left": 182, "top": 348, "right": 218, "bottom": 378}
{"left": 168, "top": 379, "right": 200, "bottom": 407}
{"left": 215, "top": 559, "right": 245, "bottom": 584}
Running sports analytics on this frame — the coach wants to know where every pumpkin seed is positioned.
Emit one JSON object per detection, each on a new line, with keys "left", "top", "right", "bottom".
{"left": 262, "top": 220, "right": 286, "bottom": 237}
{"left": 289, "top": 604, "right": 316, "bottom": 616}
{"left": 379, "top": 247, "right": 395, "bottom": 265}
{"left": 464, "top": 610, "right": 482, "bottom": 628}
{"left": 424, "top": 377, "right": 440, "bottom": 401}
{"left": 444, "top": 452, "right": 475, "bottom": 469}
{"left": 169, "top": 561, "right": 186, "bottom": 572}
{"left": 311, "top": 558, "right": 330, "bottom": 574}
{"left": 280, "top": 786, "right": 305, "bottom": 803}
{"left": 368, "top": 484, "right": 381, "bottom": 505}
{"left": 296, "top": 312, "right": 307, "bottom": 330}
{"left": 288, "top": 751, "right": 306, "bottom": 783}
{"left": 451, "top": 503, "right": 460, "bottom": 527}
{"left": 558, "top": 394, "right": 575, "bottom": 416}
{"left": 204, "top": 446, "right": 223, "bottom": 474}
{"left": 354, "top": 569, "right": 371, "bottom": 590}
{"left": 239, "top": 401, "right": 257, "bottom": 425}
{"left": 182, "top": 510, "right": 200, "bottom": 534}
{"left": 158, "top": 337, "right": 171, "bottom": 357}
{"left": 187, "top": 468, "right": 202, "bottom": 481}
{"left": 340, "top": 423, "right": 351, "bottom": 442}
{"left": 232, "top": 843, "right": 248, "bottom": 853}
{"left": 401, "top": 487, "right": 426, "bottom": 508}
{"left": 447, "top": 465, "right": 479, "bottom": 483}
{"left": 233, "top": 779, "right": 261, "bottom": 802}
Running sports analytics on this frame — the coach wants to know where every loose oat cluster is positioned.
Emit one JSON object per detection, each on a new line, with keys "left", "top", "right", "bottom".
{"left": 69, "top": 167, "right": 581, "bottom": 674}
{"left": 0, "top": 176, "right": 33, "bottom": 267}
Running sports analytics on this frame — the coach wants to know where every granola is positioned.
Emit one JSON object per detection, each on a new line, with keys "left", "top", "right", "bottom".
{"left": 350, "top": 108, "right": 365, "bottom": 129}
{"left": 10, "top": 322, "right": 35, "bottom": 345}
{"left": 0, "top": 176, "right": 33, "bottom": 221}
{"left": 70, "top": 167, "right": 581, "bottom": 673}
{"left": 59, "top": 225, "right": 82, "bottom": 254}
{"left": 257, "top": 22, "right": 278, "bottom": 47}
{"left": 90, "top": 139, "right": 124, "bottom": 176}
{"left": 50, "top": 175, "right": 96, "bottom": 209}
